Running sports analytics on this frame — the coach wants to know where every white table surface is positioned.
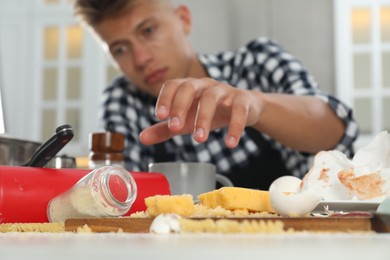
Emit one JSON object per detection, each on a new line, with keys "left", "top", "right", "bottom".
{"left": 1, "top": 232, "right": 390, "bottom": 260}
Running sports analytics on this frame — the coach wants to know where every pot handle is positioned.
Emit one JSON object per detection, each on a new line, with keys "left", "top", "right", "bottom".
{"left": 23, "top": 125, "right": 74, "bottom": 167}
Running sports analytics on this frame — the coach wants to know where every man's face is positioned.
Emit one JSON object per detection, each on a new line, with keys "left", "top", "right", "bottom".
{"left": 93, "top": 1, "right": 194, "bottom": 97}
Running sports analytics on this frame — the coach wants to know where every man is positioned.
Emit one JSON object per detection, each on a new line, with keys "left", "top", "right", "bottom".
{"left": 72, "top": 0, "right": 358, "bottom": 189}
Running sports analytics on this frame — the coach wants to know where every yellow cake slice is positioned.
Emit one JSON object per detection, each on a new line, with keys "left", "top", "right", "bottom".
{"left": 145, "top": 194, "right": 195, "bottom": 217}
{"left": 197, "top": 187, "right": 274, "bottom": 212}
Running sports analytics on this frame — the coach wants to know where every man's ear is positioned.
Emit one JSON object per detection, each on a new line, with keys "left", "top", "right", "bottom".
{"left": 175, "top": 5, "right": 192, "bottom": 34}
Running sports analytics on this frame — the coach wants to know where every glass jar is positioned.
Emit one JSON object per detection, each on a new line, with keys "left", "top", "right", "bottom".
{"left": 47, "top": 166, "right": 137, "bottom": 222}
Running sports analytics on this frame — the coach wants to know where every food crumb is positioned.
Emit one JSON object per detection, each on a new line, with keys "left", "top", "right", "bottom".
{"left": 76, "top": 224, "right": 92, "bottom": 233}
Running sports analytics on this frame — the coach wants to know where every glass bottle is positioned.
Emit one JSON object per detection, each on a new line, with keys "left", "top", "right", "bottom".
{"left": 47, "top": 166, "right": 137, "bottom": 222}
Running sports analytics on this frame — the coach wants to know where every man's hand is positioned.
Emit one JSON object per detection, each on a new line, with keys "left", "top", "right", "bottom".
{"left": 139, "top": 77, "right": 262, "bottom": 148}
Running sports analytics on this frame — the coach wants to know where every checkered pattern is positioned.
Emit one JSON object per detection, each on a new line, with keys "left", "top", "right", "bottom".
{"left": 99, "top": 37, "right": 358, "bottom": 179}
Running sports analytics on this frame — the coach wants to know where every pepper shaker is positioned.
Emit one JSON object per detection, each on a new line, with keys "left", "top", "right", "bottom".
{"left": 88, "top": 130, "right": 125, "bottom": 169}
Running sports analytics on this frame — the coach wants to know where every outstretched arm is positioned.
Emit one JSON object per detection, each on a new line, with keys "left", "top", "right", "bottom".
{"left": 139, "top": 77, "right": 344, "bottom": 153}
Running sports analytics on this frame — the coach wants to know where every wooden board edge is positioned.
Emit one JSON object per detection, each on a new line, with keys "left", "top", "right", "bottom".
{"left": 64, "top": 216, "right": 386, "bottom": 233}
{"left": 65, "top": 218, "right": 154, "bottom": 233}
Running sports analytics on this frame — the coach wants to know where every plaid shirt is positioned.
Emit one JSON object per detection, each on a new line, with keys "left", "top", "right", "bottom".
{"left": 100, "top": 37, "right": 358, "bottom": 187}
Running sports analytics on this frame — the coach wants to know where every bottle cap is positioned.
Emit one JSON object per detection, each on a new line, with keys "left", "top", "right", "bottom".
{"left": 89, "top": 132, "right": 125, "bottom": 153}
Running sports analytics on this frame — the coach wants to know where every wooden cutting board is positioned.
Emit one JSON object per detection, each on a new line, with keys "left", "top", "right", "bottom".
{"left": 64, "top": 215, "right": 390, "bottom": 233}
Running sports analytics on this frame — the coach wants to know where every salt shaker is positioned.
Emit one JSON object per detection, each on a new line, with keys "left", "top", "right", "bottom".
{"left": 47, "top": 166, "right": 137, "bottom": 222}
{"left": 88, "top": 131, "right": 125, "bottom": 169}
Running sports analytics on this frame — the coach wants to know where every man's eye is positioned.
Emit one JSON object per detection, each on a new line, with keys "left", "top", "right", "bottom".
{"left": 111, "top": 45, "right": 128, "bottom": 57}
{"left": 142, "top": 26, "right": 156, "bottom": 37}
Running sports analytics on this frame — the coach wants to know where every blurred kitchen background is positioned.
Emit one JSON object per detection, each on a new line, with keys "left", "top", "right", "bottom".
{"left": 0, "top": 0, "right": 389, "bottom": 157}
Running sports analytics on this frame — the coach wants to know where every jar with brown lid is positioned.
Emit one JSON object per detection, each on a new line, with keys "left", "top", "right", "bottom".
{"left": 88, "top": 131, "right": 125, "bottom": 169}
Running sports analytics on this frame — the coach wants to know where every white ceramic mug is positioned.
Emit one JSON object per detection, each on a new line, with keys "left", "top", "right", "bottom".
{"left": 148, "top": 162, "right": 234, "bottom": 198}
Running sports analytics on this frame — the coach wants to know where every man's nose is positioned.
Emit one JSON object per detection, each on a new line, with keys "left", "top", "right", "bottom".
{"left": 132, "top": 42, "right": 152, "bottom": 68}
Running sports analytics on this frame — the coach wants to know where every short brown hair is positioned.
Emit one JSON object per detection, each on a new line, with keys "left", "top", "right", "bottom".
{"left": 71, "top": 0, "right": 135, "bottom": 26}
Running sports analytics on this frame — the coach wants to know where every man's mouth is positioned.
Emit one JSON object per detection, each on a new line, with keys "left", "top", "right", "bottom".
{"left": 145, "top": 68, "right": 168, "bottom": 85}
